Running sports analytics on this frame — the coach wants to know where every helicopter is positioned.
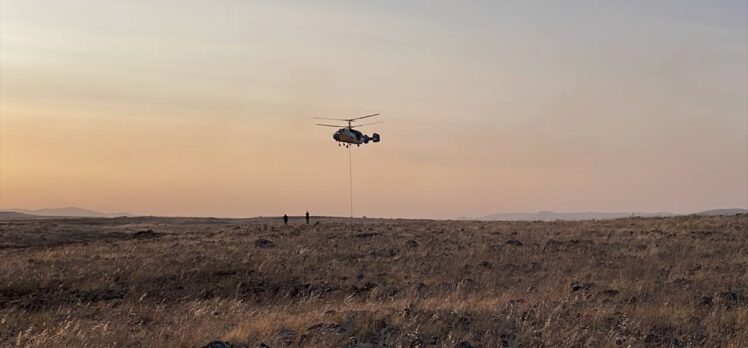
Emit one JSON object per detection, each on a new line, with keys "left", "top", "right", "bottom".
{"left": 315, "top": 113, "right": 382, "bottom": 148}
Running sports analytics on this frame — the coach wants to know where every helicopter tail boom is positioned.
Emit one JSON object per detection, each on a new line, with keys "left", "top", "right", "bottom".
{"left": 363, "top": 133, "right": 380, "bottom": 144}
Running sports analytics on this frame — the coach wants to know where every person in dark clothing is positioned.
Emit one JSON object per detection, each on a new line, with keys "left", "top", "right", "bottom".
{"left": 305, "top": 211, "right": 310, "bottom": 224}
{"left": 283, "top": 214, "right": 288, "bottom": 226}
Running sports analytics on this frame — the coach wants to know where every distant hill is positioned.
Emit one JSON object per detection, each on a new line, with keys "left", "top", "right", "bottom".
{"left": 696, "top": 208, "right": 748, "bottom": 216}
{"left": 2, "top": 207, "right": 133, "bottom": 218}
{"left": 0, "top": 211, "right": 46, "bottom": 220}
{"left": 480, "top": 211, "right": 674, "bottom": 221}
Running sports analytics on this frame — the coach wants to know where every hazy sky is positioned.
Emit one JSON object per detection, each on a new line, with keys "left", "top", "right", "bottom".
{"left": 1, "top": 1, "right": 746, "bottom": 218}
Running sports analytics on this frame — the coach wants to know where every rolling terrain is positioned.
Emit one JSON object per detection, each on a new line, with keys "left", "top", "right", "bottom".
{"left": 0, "top": 207, "right": 133, "bottom": 218}
{"left": 0, "top": 215, "right": 746, "bottom": 347}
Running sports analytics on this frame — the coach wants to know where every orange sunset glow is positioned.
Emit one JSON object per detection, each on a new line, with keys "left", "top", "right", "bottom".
{"left": 1, "top": 1, "right": 746, "bottom": 218}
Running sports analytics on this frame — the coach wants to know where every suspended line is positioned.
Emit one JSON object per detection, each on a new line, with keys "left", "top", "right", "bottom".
{"left": 349, "top": 146, "right": 353, "bottom": 222}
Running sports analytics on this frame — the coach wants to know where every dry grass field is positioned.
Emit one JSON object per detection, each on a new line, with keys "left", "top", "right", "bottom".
{"left": 0, "top": 214, "right": 746, "bottom": 347}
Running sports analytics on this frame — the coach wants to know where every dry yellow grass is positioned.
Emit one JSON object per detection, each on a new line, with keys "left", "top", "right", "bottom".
{"left": 0, "top": 215, "right": 746, "bottom": 347}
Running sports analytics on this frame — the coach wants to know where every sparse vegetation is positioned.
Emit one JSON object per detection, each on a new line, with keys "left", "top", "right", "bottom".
{"left": 0, "top": 215, "right": 746, "bottom": 347}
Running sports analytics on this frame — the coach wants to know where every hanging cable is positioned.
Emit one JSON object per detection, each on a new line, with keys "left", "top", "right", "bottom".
{"left": 349, "top": 146, "right": 353, "bottom": 223}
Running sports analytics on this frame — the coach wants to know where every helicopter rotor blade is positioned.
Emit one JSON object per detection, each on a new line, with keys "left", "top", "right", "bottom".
{"left": 315, "top": 123, "right": 345, "bottom": 128}
{"left": 315, "top": 113, "right": 380, "bottom": 122}
{"left": 351, "top": 121, "right": 383, "bottom": 128}
{"left": 350, "top": 113, "right": 380, "bottom": 121}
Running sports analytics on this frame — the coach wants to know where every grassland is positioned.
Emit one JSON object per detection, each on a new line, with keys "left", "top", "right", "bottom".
{"left": 0, "top": 214, "right": 746, "bottom": 347}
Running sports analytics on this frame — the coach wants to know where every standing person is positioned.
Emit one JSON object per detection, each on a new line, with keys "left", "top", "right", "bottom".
{"left": 305, "top": 211, "right": 310, "bottom": 224}
{"left": 283, "top": 214, "right": 288, "bottom": 226}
